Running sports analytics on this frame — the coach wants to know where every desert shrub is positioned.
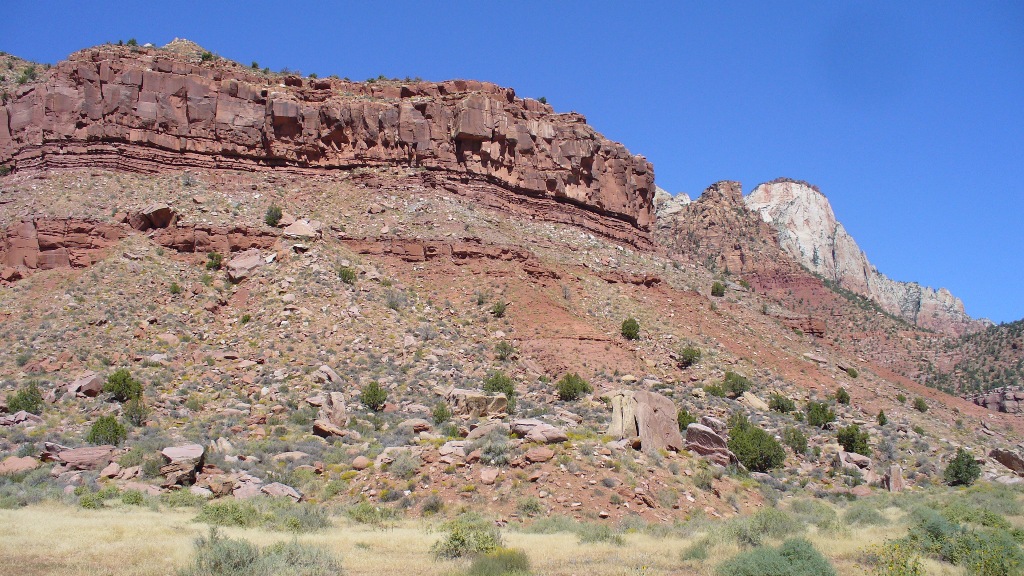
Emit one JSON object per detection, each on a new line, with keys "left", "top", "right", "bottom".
{"left": 123, "top": 396, "right": 150, "bottom": 426}
{"left": 729, "top": 508, "right": 804, "bottom": 547}
{"left": 621, "top": 317, "right": 640, "bottom": 340}
{"left": 896, "top": 393, "right": 907, "bottom": 403}
{"left": 472, "top": 429, "right": 513, "bottom": 466}
{"left": 121, "top": 490, "right": 145, "bottom": 506}
{"left": 484, "top": 371, "right": 517, "bottom": 414}
{"left": 556, "top": 373, "right": 591, "bottom": 401}
{"left": 728, "top": 420, "right": 785, "bottom": 473}
{"left": 837, "top": 424, "right": 871, "bottom": 456}
{"left": 835, "top": 387, "right": 851, "bottom": 405}
{"left": 205, "top": 252, "right": 223, "bottom": 270}
{"left": 104, "top": 369, "right": 142, "bottom": 402}
{"left": 431, "top": 513, "right": 502, "bottom": 559}
{"left": 196, "top": 500, "right": 265, "bottom": 528}
{"left": 711, "top": 281, "right": 726, "bottom": 297}
{"left": 704, "top": 383, "right": 726, "bottom": 397}
{"left": 421, "top": 494, "right": 444, "bottom": 515}
{"left": 575, "top": 522, "right": 624, "bottom": 545}
{"left": 678, "top": 408, "right": 697, "bottom": 432}
{"left": 359, "top": 381, "right": 387, "bottom": 411}
{"left": 845, "top": 502, "right": 888, "bottom": 526}
{"left": 781, "top": 427, "right": 807, "bottom": 455}
{"left": 944, "top": 448, "right": 981, "bottom": 487}
{"left": 0, "top": 165, "right": 11, "bottom": 177}
{"left": 769, "top": 394, "right": 795, "bottom": 413}
{"left": 345, "top": 501, "right": 400, "bottom": 526}
{"left": 846, "top": 367, "right": 859, "bottom": 378}
{"left": 867, "top": 539, "right": 924, "bottom": 576}
{"left": 516, "top": 497, "right": 544, "bottom": 516}
{"left": 268, "top": 502, "right": 332, "bottom": 533}
{"left": 86, "top": 416, "right": 127, "bottom": 445}
{"left": 265, "top": 205, "right": 283, "bottom": 227}
{"left": 805, "top": 401, "right": 835, "bottom": 429}
{"left": 912, "top": 397, "right": 928, "bottom": 412}
{"left": 491, "top": 301, "right": 507, "bottom": 318}
{"left": 432, "top": 402, "right": 451, "bottom": 425}
{"left": 466, "top": 547, "right": 531, "bottom": 576}
{"left": 7, "top": 382, "right": 44, "bottom": 415}
{"left": 678, "top": 345, "right": 702, "bottom": 368}
{"left": 161, "top": 489, "right": 207, "bottom": 508}
{"left": 717, "top": 538, "right": 835, "bottom": 576}
{"left": 180, "top": 528, "right": 343, "bottom": 576}
{"left": 495, "top": 341, "right": 515, "bottom": 361}
{"left": 789, "top": 499, "right": 839, "bottom": 531}
{"left": 722, "top": 372, "right": 751, "bottom": 398}
{"left": 78, "top": 491, "right": 104, "bottom": 509}
{"left": 388, "top": 450, "right": 421, "bottom": 480}
{"left": 170, "top": 282, "right": 183, "bottom": 295}
{"left": 877, "top": 410, "right": 888, "bottom": 426}
{"left": 337, "top": 266, "right": 357, "bottom": 285}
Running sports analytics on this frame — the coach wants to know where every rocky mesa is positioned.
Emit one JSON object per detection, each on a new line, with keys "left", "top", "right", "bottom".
{"left": 0, "top": 42, "right": 654, "bottom": 244}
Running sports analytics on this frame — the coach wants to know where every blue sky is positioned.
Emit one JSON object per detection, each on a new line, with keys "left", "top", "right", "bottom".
{"left": 5, "top": 2, "right": 1023, "bottom": 322}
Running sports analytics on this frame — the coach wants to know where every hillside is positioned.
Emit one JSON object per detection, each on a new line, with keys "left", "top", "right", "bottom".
{"left": 1, "top": 41, "right": 1023, "bottom": 576}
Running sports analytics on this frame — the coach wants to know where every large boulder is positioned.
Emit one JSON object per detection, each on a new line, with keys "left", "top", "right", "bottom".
{"left": 226, "top": 249, "right": 264, "bottom": 282}
{"left": 684, "top": 424, "right": 737, "bottom": 466}
{"left": 160, "top": 443, "right": 205, "bottom": 487}
{"left": 446, "top": 388, "right": 507, "bottom": 418}
{"left": 990, "top": 448, "right": 1024, "bottom": 476}
{"left": 261, "top": 482, "right": 302, "bottom": 502}
{"left": 317, "top": 391, "right": 347, "bottom": 428}
{"left": 66, "top": 371, "right": 104, "bottom": 398}
{"left": 0, "top": 456, "right": 40, "bottom": 475}
{"left": 40, "top": 443, "right": 115, "bottom": 470}
{"left": 605, "top": 390, "right": 683, "bottom": 453}
{"left": 0, "top": 411, "right": 44, "bottom": 427}
{"left": 510, "top": 419, "right": 569, "bottom": 444}
{"left": 883, "top": 464, "right": 905, "bottom": 492}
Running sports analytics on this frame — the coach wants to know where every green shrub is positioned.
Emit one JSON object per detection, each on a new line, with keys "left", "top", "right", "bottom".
{"left": 789, "top": 499, "right": 840, "bottom": 531}
{"left": 621, "top": 317, "right": 640, "bottom": 340}
{"left": 337, "top": 266, "right": 357, "bottom": 285}
{"left": 877, "top": 410, "right": 888, "bottom": 426}
{"left": 556, "top": 373, "right": 592, "bottom": 402}
{"left": 86, "top": 416, "right": 127, "bottom": 445}
{"left": 359, "top": 381, "right": 387, "bottom": 411}
{"left": 835, "top": 387, "right": 851, "bottom": 405}
{"left": 728, "top": 420, "right": 786, "bottom": 473}
{"left": 196, "top": 500, "right": 265, "bottom": 528}
{"left": 78, "top": 492, "right": 104, "bottom": 509}
{"left": 104, "top": 369, "right": 142, "bottom": 402}
{"left": 805, "top": 401, "right": 835, "bottom": 429}
{"left": 431, "top": 513, "right": 502, "bottom": 559}
{"left": 705, "top": 383, "right": 726, "bottom": 397}
{"left": 491, "top": 301, "right": 507, "bottom": 318}
{"left": 782, "top": 427, "right": 807, "bottom": 455}
{"left": 160, "top": 489, "right": 207, "bottom": 508}
{"left": 716, "top": 538, "right": 835, "bottom": 576}
{"left": 345, "top": 501, "right": 400, "bottom": 526}
{"left": 845, "top": 502, "right": 888, "bottom": 526}
{"left": 387, "top": 450, "right": 421, "bottom": 480}
{"left": 574, "top": 522, "right": 624, "bottom": 545}
{"left": 711, "top": 281, "right": 726, "bottom": 297}
{"left": 846, "top": 367, "right": 859, "bottom": 378}
{"left": 769, "top": 394, "right": 795, "bottom": 413}
{"left": 121, "top": 490, "right": 145, "bottom": 506}
{"left": 722, "top": 372, "right": 752, "bottom": 398}
{"left": 432, "top": 402, "right": 451, "bottom": 425}
{"left": 205, "top": 252, "right": 223, "bottom": 270}
{"left": 896, "top": 393, "right": 907, "bottom": 404}
{"left": 484, "top": 371, "right": 517, "bottom": 414}
{"left": 729, "top": 509, "right": 804, "bottom": 547}
{"left": 678, "top": 345, "right": 701, "bottom": 368}
{"left": 180, "top": 528, "right": 343, "bottom": 576}
{"left": 678, "top": 408, "right": 697, "bottom": 432}
{"left": 837, "top": 424, "right": 871, "bottom": 456}
{"left": 169, "top": 282, "right": 183, "bottom": 295}
{"left": 123, "top": 396, "right": 150, "bottom": 426}
{"left": 265, "top": 205, "right": 283, "bottom": 227}
{"left": 472, "top": 429, "right": 514, "bottom": 466}
{"left": 495, "top": 341, "right": 515, "bottom": 361}
{"left": 0, "top": 165, "right": 11, "bottom": 177}
{"left": 200, "top": 51, "right": 215, "bottom": 62}
{"left": 912, "top": 397, "right": 928, "bottom": 413}
{"left": 467, "top": 547, "right": 531, "bottom": 576}
{"left": 7, "top": 382, "right": 44, "bottom": 415}
{"left": 944, "top": 448, "right": 981, "bottom": 487}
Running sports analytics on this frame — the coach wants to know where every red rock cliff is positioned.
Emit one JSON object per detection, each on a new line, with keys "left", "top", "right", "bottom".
{"left": 0, "top": 44, "right": 655, "bottom": 241}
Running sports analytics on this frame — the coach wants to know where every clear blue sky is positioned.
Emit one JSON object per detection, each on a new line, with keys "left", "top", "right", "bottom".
{"left": 5, "top": 1, "right": 1022, "bottom": 322}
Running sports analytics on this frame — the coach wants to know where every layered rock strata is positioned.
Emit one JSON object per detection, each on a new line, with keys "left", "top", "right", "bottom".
{"left": 0, "top": 43, "right": 655, "bottom": 244}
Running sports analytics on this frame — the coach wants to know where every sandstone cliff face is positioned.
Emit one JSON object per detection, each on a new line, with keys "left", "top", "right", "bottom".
{"left": 745, "top": 179, "right": 982, "bottom": 335}
{"left": 0, "top": 44, "right": 654, "bottom": 243}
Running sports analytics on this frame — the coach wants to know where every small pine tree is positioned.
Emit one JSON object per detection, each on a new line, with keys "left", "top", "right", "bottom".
{"left": 8, "top": 382, "right": 44, "bottom": 415}
{"left": 835, "top": 387, "right": 851, "bottom": 405}
{"left": 556, "top": 373, "right": 592, "bottom": 402}
{"left": 677, "top": 408, "right": 697, "bottom": 432}
{"left": 944, "top": 447, "right": 981, "bottom": 487}
{"left": 359, "top": 381, "right": 388, "bottom": 411}
{"left": 264, "top": 205, "right": 283, "bottom": 227}
{"left": 806, "top": 401, "right": 836, "bottom": 429}
{"left": 104, "top": 369, "right": 142, "bottom": 402}
{"left": 769, "top": 394, "right": 796, "bottom": 413}
{"left": 620, "top": 317, "right": 640, "bottom": 340}
{"left": 432, "top": 402, "right": 451, "bottom": 425}
{"left": 484, "top": 371, "right": 517, "bottom": 414}
{"left": 711, "top": 281, "right": 726, "bottom": 297}
{"left": 722, "top": 372, "right": 752, "bottom": 398}
{"left": 912, "top": 397, "right": 928, "bottom": 413}
{"left": 677, "top": 346, "right": 701, "bottom": 368}
{"left": 86, "top": 416, "right": 127, "bottom": 445}
{"left": 837, "top": 424, "right": 871, "bottom": 456}
{"left": 877, "top": 410, "right": 888, "bottom": 426}
{"left": 728, "top": 419, "right": 786, "bottom": 472}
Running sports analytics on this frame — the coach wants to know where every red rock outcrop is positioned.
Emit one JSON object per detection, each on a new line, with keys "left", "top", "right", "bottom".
{"left": 0, "top": 43, "right": 655, "bottom": 243}
{"left": 0, "top": 218, "right": 123, "bottom": 271}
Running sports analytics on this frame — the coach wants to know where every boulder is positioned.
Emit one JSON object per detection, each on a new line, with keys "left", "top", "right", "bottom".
{"left": 398, "top": 418, "right": 432, "bottom": 433}
{"left": 66, "top": 371, "right": 104, "bottom": 398}
{"left": 684, "top": 424, "right": 737, "bottom": 467}
{"left": 465, "top": 422, "right": 510, "bottom": 441}
{"left": 261, "top": 482, "right": 302, "bottom": 502}
{"left": 312, "top": 419, "right": 351, "bottom": 439}
{"left": 524, "top": 446, "right": 555, "bottom": 463}
{"left": 351, "top": 456, "right": 371, "bottom": 470}
{"left": 0, "top": 455, "right": 40, "bottom": 475}
{"left": 0, "top": 410, "right": 44, "bottom": 427}
{"left": 699, "top": 416, "right": 728, "bottom": 436}
{"left": 510, "top": 419, "right": 569, "bottom": 444}
{"left": 739, "top": 392, "right": 770, "bottom": 411}
{"left": 282, "top": 219, "right": 321, "bottom": 239}
{"left": 160, "top": 444, "right": 205, "bottom": 487}
{"left": 99, "top": 462, "right": 121, "bottom": 479}
{"left": 226, "top": 249, "right": 263, "bottom": 282}
{"left": 141, "top": 204, "right": 176, "bottom": 229}
{"left": 605, "top": 390, "right": 683, "bottom": 453}
{"left": 883, "top": 464, "right": 905, "bottom": 492}
{"left": 480, "top": 468, "right": 499, "bottom": 485}
{"left": 990, "top": 448, "right": 1024, "bottom": 476}
{"left": 446, "top": 388, "right": 507, "bottom": 418}
{"left": 40, "top": 443, "right": 115, "bottom": 470}
{"left": 317, "top": 391, "right": 347, "bottom": 427}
